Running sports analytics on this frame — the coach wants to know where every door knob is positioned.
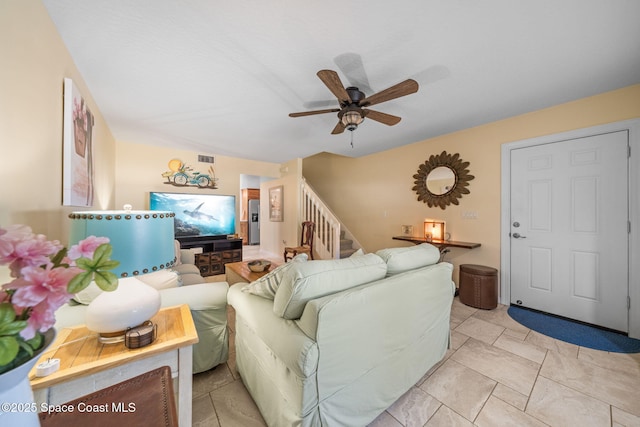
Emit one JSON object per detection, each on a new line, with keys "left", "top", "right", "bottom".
{"left": 512, "top": 233, "right": 527, "bottom": 239}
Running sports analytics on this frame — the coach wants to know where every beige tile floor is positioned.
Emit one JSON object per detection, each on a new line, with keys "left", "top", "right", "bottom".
{"left": 194, "top": 247, "right": 640, "bottom": 426}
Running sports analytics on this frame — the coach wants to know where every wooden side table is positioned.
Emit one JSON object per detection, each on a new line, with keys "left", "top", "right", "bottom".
{"left": 30, "top": 305, "right": 198, "bottom": 427}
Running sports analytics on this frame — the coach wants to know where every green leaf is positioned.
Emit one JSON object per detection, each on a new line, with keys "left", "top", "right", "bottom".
{"left": 18, "top": 339, "right": 35, "bottom": 358}
{"left": 0, "top": 319, "right": 28, "bottom": 336}
{"left": 0, "top": 336, "right": 19, "bottom": 366}
{"left": 67, "top": 242, "right": 121, "bottom": 294}
{"left": 98, "top": 260, "right": 120, "bottom": 270}
{"left": 93, "top": 245, "right": 119, "bottom": 271}
{"left": 26, "top": 331, "right": 43, "bottom": 351}
{"left": 74, "top": 257, "right": 93, "bottom": 270}
{"left": 94, "top": 271, "right": 119, "bottom": 291}
{"left": 50, "top": 247, "right": 68, "bottom": 268}
{"left": 92, "top": 243, "right": 113, "bottom": 264}
{"left": 67, "top": 271, "right": 93, "bottom": 294}
{"left": 0, "top": 303, "right": 17, "bottom": 324}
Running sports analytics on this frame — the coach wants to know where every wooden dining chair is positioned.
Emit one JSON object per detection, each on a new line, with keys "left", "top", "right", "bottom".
{"left": 284, "top": 221, "right": 315, "bottom": 262}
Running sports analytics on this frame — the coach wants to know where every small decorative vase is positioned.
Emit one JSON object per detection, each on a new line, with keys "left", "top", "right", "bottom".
{"left": 0, "top": 328, "right": 56, "bottom": 427}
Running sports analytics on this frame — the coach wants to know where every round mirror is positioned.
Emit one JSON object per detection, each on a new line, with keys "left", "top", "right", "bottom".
{"left": 412, "top": 151, "right": 474, "bottom": 209}
{"left": 426, "top": 166, "right": 456, "bottom": 195}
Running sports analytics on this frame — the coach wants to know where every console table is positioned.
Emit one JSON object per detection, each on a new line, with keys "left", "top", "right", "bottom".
{"left": 178, "top": 236, "right": 243, "bottom": 276}
{"left": 392, "top": 236, "right": 481, "bottom": 250}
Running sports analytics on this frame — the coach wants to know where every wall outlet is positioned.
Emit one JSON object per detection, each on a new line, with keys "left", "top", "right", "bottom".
{"left": 401, "top": 225, "right": 413, "bottom": 235}
{"left": 462, "top": 211, "right": 478, "bottom": 219}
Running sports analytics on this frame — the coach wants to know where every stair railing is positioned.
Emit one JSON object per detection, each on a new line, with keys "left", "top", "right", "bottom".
{"left": 300, "top": 178, "right": 341, "bottom": 259}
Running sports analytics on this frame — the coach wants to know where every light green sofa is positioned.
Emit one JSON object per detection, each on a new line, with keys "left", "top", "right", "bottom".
{"left": 227, "top": 244, "right": 455, "bottom": 426}
{"left": 54, "top": 244, "right": 229, "bottom": 374}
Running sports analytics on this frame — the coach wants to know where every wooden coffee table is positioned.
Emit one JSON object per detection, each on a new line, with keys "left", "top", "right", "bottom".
{"left": 225, "top": 260, "right": 280, "bottom": 284}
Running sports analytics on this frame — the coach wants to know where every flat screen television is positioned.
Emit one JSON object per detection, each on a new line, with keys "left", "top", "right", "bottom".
{"left": 149, "top": 192, "right": 236, "bottom": 237}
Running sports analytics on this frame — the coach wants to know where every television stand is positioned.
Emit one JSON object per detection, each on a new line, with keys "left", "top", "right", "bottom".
{"left": 177, "top": 235, "right": 243, "bottom": 276}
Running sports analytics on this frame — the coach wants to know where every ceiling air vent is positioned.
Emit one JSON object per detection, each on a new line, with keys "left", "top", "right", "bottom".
{"left": 198, "top": 155, "right": 214, "bottom": 164}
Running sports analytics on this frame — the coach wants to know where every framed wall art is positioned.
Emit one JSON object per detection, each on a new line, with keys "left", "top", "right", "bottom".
{"left": 269, "top": 185, "right": 283, "bottom": 222}
{"left": 62, "top": 78, "right": 95, "bottom": 206}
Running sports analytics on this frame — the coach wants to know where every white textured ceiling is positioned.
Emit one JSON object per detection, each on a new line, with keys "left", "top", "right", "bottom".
{"left": 42, "top": 0, "right": 640, "bottom": 163}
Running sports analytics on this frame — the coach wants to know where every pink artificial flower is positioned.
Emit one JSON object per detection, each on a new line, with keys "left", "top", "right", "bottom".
{"left": 0, "top": 225, "right": 61, "bottom": 277}
{"left": 0, "top": 225, "right": 116, "bottom": 350}
{"left": 8, "top": 264, "right": 77, "bottom": 340}
{"left": 67, "top": 235, "right": 110, "bottom": 260}
{"left": 19, "top": 301, "right": 58, "bottom": 340}
{"left": 0, "top": 224, "right": 34, "bottom": 261}
{"left": 7, "top": 265, "right": 77, "bottom": 335}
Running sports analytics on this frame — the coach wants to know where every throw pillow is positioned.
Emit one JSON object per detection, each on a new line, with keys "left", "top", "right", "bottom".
{"left": 242, "top": 253, "right": 308, "bottom": 300}
{"left": 273, "top": 253, "right": 387, "bottom": 319}
{"left": 375, "top": 243, "right": 441, "bottom": 276}
{"left": 349, "top": 248, "right": 364, "bottom": 257}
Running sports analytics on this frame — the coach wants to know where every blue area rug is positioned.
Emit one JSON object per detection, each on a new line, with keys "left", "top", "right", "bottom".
{"left": 507, "top": 305, "right": 640, "bottom": 353}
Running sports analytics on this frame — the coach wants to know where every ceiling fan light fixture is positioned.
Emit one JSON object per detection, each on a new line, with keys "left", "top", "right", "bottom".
{"left": 341, "top": 110, "right": 364, "bottom": 131}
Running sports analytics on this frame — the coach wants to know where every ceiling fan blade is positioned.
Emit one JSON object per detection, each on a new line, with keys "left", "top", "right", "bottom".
{"left": 334, "top": 53, "right": 373, "bottom": 94}
{"left": 289, "top": 108, "right": 340, "bottom": 118}
{"left": 363, "top": 109, "right": 402, "bottom": 126}
{"left": 360, "top": 79, "right": 419, "bottom": 107}
{"left": 331, "top": 121, "right": 346, "bottom": 134}
{"left": 317, "top": 70, "right": 352, "bottom": 104}
{"left": 303, "top": 99, "right": 338, "bottom": 109}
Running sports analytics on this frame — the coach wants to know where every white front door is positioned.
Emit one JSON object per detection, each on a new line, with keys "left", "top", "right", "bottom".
{"left": 509, "top": 131, "right": 629, "bottom": 332}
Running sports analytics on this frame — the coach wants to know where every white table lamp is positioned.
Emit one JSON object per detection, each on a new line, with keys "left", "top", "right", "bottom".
{"left": 69, "top": 210, "right": 176, "bottom": 343}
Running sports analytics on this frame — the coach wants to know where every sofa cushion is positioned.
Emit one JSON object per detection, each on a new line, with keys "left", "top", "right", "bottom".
{"left": 375, "top": 243, "right": 441, "bottom": 276}
{"left": 137, "top": 269, "right": 180, "bottom": 290}
{"left": 242, "top": 253, "right": 308, "bottom": 299}
{"left": 273, "top": 253, "right": 387, "bottom": 320}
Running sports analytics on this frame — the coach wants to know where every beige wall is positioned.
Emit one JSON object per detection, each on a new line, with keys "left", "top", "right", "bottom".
{"left": 114, "top": 140, "right": 281, "bottom": 235}
{"left": 303, "top": 84, "right": 640, "bottom": 282}
{"left": 259, "top": 158, "right": 302, "bottom": 258}
{"left": 0, "top": 0, "right": 116, "bottom": 243}
{"left": 4, "top": 0, "right": 639, "bottom": 284}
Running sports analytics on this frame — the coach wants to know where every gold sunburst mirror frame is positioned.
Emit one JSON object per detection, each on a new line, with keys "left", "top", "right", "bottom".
{"left": 412, "top": 151, "right": 474, "bottom": 209}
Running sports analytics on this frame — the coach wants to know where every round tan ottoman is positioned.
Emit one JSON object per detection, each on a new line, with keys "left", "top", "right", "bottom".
{"left": 458, "top": 264, "right": 498, "bottom": 309}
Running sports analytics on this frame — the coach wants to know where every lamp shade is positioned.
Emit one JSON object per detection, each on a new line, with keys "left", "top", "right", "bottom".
{"left": 424, "top": 220, "right": 445, "bottom": 241}
{"left": 68, "top": 210, "right": 176, "bottom": 342}
{"left": 69, "top": 210, "right": 176, "bottom": 277}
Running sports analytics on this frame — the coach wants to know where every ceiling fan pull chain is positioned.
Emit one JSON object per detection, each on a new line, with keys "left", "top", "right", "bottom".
{"left": 350, "top": 131, "right": 354, "bottom": 148}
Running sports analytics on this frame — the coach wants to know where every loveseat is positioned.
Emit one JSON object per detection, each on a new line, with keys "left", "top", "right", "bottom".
{"left": 54, "top": 243, "right": 229, "bottom": 374}
{"left": 227, "top": 243, "right": 455, "bottom": 426}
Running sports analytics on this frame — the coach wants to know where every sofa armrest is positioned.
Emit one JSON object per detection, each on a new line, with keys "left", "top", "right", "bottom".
{"left": 160, "top": 282, "right": 228, "bottom": 311}
{"left": 228, "top": 283, "right": 318, "bottom": 378}
{"left": 160, "top": 282, "right": 229, "bottom": 373}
